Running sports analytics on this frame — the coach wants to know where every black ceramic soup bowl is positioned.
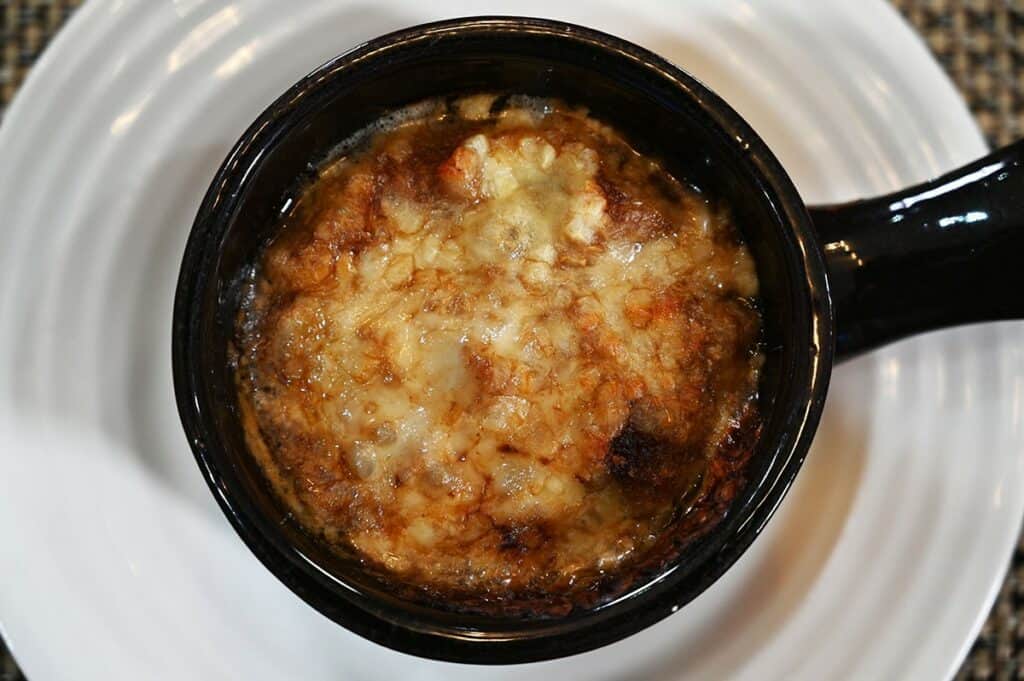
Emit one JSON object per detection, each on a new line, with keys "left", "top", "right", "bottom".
{"left": 172, "top": 16, "right": 1024, "bottom": 664}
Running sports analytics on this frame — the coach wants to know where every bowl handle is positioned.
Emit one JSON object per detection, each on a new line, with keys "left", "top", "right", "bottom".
{"left": 808, "top": 140, "right": 1024, "bottom": 360}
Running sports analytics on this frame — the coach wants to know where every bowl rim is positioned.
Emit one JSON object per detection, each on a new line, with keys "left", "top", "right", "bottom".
{"left": 172, "top": 15, "right": 834, "bottom": 664}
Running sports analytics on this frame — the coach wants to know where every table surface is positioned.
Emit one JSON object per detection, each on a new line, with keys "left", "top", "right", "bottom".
{"left": 1, "top": 1, "right": 1022, "bottom": 679}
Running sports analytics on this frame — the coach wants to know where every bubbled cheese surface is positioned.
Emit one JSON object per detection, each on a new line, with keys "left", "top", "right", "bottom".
{"left": 236, "top": 97, "right": 763, "bottom": 607}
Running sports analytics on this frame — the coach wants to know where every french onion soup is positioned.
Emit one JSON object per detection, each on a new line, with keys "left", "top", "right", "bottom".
{"left": 234, "top": 95, "right": 763, "bottom": 613}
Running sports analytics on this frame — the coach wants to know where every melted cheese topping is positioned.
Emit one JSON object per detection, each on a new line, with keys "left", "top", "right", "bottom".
{"left": 236, "top": 97, "right": 763, "bottom": 608}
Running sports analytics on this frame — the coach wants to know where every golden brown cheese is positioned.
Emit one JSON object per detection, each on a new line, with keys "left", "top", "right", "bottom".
{"left": 235, "top": 96, "right": 763, "bottom": 611}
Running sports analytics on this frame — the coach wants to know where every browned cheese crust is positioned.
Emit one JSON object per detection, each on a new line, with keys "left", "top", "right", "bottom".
{"left": 235, "top": 95, "right": 763, "bottom": 613}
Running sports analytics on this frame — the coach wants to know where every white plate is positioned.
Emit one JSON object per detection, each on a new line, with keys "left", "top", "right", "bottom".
{"left": 0, "top": 1, "right": 1020, "bottom": 679}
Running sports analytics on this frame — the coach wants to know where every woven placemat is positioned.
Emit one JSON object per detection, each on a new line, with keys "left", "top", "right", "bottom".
{"left": 0, "top": 1, "right": 1022, "bottom": 679}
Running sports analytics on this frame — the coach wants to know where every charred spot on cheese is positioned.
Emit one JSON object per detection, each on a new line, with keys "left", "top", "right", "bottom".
{"left": 607, "top": 422, "right": 698, "bottom": 492}
{"left": 235, "top": 95, "right": 764, "bottom": 613}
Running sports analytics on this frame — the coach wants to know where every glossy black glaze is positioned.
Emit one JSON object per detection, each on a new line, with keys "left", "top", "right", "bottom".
{"left": 174, "top": 14, "right": 1024, "bottom": 665}
{"left": 173, "top": 17, "right": 831, "bottom": 664}
{"left": 810, "top": 140, "right": 1024, "bottom": 358}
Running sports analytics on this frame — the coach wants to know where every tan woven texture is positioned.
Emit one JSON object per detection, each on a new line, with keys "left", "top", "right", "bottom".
{"left": 0, "top": 1, "right": 1022, "bottom": 679}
